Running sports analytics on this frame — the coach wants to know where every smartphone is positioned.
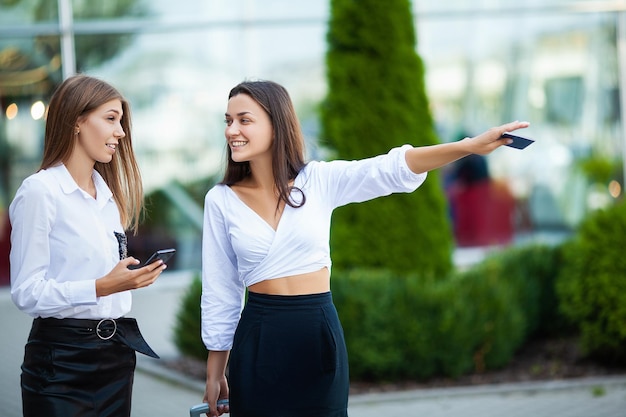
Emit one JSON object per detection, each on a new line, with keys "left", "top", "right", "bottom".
{"left": 129, "top": 248, "right": 176, "bottom": 269}
{"left": 500, "top": 132, "right": 535, "bottom": 149}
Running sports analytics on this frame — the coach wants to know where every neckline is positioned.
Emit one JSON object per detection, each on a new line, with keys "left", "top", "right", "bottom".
{"left": 223, "top": 169, "right": 305, "bottom": 232}
{"left": 225, "top": 186, "right": 284, "bottom": 232}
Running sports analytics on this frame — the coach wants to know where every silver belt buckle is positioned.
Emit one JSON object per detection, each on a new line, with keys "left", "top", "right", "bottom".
{"left": 96, "top": 318, "right": 117, "bottom": 340}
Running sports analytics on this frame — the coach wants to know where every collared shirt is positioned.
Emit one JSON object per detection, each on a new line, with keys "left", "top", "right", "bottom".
{"left": 9, "top": 164, "right": 131, "bottom": 319}
{"left": 201, "top": 145, "right": 428, "bottom": 350}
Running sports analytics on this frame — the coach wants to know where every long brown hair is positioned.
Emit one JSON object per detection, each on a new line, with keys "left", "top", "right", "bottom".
{"left": 221, "top": 80, "right": 307, "bottom": 208}
{"left": 41, "top": 74, "right": 144, "bottom": 233}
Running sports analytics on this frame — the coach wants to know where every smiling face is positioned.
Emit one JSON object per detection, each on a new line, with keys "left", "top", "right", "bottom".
{"left": 224, "top": 93, "right": 274, "bottom": 165}
{"left": 74, "top": 99, "right": 125, "bottom": 165}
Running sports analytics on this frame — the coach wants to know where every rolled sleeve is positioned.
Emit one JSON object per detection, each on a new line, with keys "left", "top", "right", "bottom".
{"left": 320, "top": 145, "right": 428, "bottom": 208}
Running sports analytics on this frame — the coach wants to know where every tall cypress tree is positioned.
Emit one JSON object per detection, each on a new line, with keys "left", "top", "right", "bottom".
{"left": 321, "top": 0, "right": 453, "bottom": 277}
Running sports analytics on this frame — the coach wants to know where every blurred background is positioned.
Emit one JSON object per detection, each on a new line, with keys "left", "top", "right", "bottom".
{"left": 1, "top": 0, "right": 625, "bottom": 282}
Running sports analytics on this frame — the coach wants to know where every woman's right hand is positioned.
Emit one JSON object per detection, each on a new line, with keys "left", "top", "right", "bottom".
{"left": 204, "top": 375, "right": 230, "bottom": 416}
{"left": 95, "top": 257, "right": 165, "bottom": 296}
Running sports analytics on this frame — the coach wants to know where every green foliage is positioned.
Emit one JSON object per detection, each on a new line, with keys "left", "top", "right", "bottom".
{"left": 173, "top": 275, "right": 207, "bottom": 361}
{"left": 556, "top": 201, "right": 626, "bottom": 363}
{"left": 331, "top": 268, "right": 476, "bottom": 380}
{"left": 482, "top": 244, "right": 569, "bottom": 337}
{"left": 172, "top": 243, "right": 569, "bottom": 382}
{"left": 322, "top": 0, "right": 453, "bottom": 276}
{"left": 183, "top": 174, "right": 220, "bottom": 206}
{"left": 141, "top": 175, "right": 216, "bottom": 228}
{"left": 329, "top": 244, "right": 567, "bottom": 381}
{"left": 332, "top": 260, "right": 534, "bottom": 381}
{"left": 576, "top": 155, "right": 623, "bottom": 185}
{"left": 457, "top": 253, "right": 535, "bottom": 371}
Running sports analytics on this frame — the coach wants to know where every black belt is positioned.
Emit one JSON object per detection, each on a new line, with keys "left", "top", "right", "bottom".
{"left": 32, "top": 317, "right": 160, "bottom": 359}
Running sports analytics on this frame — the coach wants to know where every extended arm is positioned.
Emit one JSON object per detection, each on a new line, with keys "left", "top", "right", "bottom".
{"left": 405, "top": 121, "right": 530, "bottom": 174}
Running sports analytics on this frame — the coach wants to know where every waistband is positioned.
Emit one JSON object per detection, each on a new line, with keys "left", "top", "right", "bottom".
{"left": 31, "top": 317, "right": 159, "bottom": 359}
{"left": 247, "top": 291, "right": 332, "bottom": 309}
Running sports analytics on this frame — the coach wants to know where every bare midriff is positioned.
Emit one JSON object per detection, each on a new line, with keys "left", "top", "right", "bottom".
{"left": 248, "top": 267, "right": 330, "bottom": 296}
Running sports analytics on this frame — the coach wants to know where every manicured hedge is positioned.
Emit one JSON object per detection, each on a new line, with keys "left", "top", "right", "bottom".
{"left": 173, "top": 275, "right": 206, "bottom": 361}
{"left": 330, "top": 244, "right": 567, "bottom": 381}
{"left": 479, "top": 244, "right": 568, "bottom": 338}
{"left": 331, "top": 264, "right": 525, "bottom": 380}
{"left": 174, "top": 244, "right": 569, "bottom": 381}
{"left": 331, "top": 269, "right": 476, "bottom": 380}
{"left": 556, "top": 201, "right": 626, "bottom": 364}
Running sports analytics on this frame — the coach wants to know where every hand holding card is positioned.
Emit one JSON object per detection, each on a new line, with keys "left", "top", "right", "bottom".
{"left": 500, "top": 133, "right": 535, "bottom": 149}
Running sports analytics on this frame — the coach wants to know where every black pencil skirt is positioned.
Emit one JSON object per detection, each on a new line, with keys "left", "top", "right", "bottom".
{"left": 228, "top": 291, "right": 349, "bottom": 417}
{"left": 20, "top": 317, "right": 158, "bottom": 417}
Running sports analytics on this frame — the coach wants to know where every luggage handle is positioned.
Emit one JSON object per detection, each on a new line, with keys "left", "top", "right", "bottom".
{"left": 189, "top": 399, "right": 229, "bottom": 416}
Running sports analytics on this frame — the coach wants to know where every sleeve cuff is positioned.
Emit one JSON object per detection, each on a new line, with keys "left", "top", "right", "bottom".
{"left": 68, "top": 279, "right": 98, "bottom": 306}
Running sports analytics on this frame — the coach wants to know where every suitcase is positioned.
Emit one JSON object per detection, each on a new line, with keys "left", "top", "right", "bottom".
{"left": 189, "top": 399, "right": 229, "bottom": 416}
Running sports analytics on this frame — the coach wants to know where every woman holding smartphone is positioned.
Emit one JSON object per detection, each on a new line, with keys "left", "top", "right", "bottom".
{"left": 10, "top": 74, "right": 165, "bottom": 417}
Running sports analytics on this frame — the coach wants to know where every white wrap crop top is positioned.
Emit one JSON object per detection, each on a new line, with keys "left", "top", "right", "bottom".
{"left": 201, "top": 145, "right": 427, "bottom": 350}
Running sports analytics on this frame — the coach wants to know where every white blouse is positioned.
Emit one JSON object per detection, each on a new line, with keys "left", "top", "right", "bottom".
{"left": 9, "top": 164, "right": 131, "bottom": 319}
{"left": 201, "top": 145, "right": 427, "bottom": 350}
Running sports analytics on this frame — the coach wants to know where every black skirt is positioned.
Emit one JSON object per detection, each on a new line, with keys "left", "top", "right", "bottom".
{"left": 228, "top": 291, "right": 349, "bottom": 417}
{"left": 21, "top": 317, "right": 158, "bottom": 417}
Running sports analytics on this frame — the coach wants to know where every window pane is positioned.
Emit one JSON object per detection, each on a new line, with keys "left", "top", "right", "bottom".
{"left": 0, "top": 35, "right": 62, "bottom": 198}
{"left": 0, "top": 0, "right": 58, "bottom": 25}
{"left": 74, "top": 34, "right": 136, "bottom": 73}
{"left": 419, "top": 10, "right": 620, "bottom": 237}
{"left": 71, "top": 0, "right": 147, "bottom": 20}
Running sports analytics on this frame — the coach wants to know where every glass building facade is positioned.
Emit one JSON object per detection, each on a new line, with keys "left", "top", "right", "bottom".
{"left": 1, "top": 0, "right": 624, "bottom": 282}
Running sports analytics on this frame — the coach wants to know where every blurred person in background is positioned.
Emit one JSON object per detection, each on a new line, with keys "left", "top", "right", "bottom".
{"left": 446, "top": 150, "right": 516, "bottom": 247}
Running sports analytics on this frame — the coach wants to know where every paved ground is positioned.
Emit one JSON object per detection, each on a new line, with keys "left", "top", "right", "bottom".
{"left": 2, "top": 271, "right": 626, "bottom": 417}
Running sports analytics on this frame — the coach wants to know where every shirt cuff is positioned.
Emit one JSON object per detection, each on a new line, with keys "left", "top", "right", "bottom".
{"left": 68, "top": 279, "right": 98, "bottom": 306}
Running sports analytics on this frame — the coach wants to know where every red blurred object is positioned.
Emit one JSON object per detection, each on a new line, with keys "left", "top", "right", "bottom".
{"left": 445, "top": 153, "right": 516, "bottom": 248}
{"left": 448, "top": 179, "right": 515, "bottom": 247}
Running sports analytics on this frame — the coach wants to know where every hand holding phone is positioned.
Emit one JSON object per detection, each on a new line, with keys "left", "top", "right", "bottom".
{"left": 129, "top": 248, "right": 176, "bottom": 269}
{"left": 500, "top": 132, "right": 535, "bottom": 149}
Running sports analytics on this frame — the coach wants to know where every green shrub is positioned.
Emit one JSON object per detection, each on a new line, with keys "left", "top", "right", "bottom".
{"left": 483, "top": 244, "right": 569, "bottom": 337}
{"left": 556, "top": 201, "right": 626, "bottom": 363}
{"left": 455, "top": 259, "right": 527, "bottom": 371}
{"left": 172, "top": 244, "right": 568, "bottom": 381}
{"left": 457, "top": 244, "right": 573, "bottom": 369}
{"left": 331, "top": 268, "right": 475, "bottom": 381}
{"left": 331, "top": 265, "right": 530, "bottom": 381}
{"left": 173, "top": 275, "right": 207, "bottom": 361}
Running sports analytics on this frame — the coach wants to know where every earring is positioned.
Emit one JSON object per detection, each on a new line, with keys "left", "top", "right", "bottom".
{"left": 75, "top": 129, "right": 80, "bottom": 135}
